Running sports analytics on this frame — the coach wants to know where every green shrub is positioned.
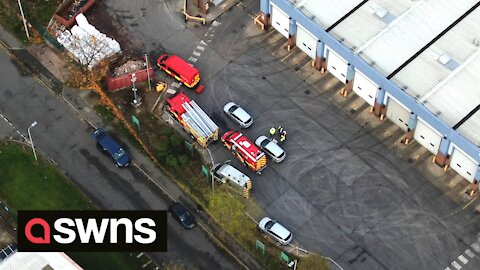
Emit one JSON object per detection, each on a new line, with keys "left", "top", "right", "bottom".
{"left": 169, "top": 134, "right": 184, "bottom": 153}
{"left": 165, "top": 155, "right": 179, "bottom": 170}
{"left": 156, "top": 139, "right": 171, "bottom": 160}
{"left": 94, "top": 104, "right": 115, "bottom": 122}
{"left": 178, "top": 155, "right": 190, "bottom": 167}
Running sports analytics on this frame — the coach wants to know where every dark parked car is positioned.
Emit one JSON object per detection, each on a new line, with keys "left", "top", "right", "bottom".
{"left": 168, "top": 202, "right": 195, "bottom": 229}
{"left": 91, "top": 128, "right": 131, "bottom": 167}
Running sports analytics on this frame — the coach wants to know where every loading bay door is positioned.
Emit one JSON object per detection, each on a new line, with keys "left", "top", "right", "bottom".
{"left": 271, "top": 4, "right": 290, "bottom": 38}
{"left": 326, "top": 48, "right": 348, "bottom": 84}
{"left": 386, "top": 96, "right": 410, "bottom": 132}
{"left": 353, "top": 70, "right": 377, "bottom": 106}
{"left": 296, "top": 24, "right": 317, "bottom": 59}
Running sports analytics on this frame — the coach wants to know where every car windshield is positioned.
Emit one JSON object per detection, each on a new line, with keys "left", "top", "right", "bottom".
{"left": 260, "top": 139, "right": 269, "bottom": 147}
{"left": 113, "top": 148, "right": 125, "bottom": 160}
{"left": 265, "top": 220, "right": 275, "bottom": 230}
{"left": 228, "top": 105, "right": 238, "bottom": 113}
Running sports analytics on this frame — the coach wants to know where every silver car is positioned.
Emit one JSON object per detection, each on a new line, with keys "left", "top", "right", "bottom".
{"left": 223, "top": 102, "right": 253, "bottom": 128}
{"left": 258, "top": 217, "right": 293, "bottom": 245}
{"left": 255, "top": 135, "right": 286, "bottom": 163}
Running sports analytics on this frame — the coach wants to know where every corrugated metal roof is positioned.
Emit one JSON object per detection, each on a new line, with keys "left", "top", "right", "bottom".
{"left": 356, "top": 0, "right": 478, "bottom": 75}
{"left": 457, "top": 111, "right": 480, "bottom": 146}
{"left": 423, "top": 52, "right": 480, "bottom": 127}
{"left": 289, "top": 0, "right": 363, "bottom": 29}
{"left": 391, "top": 7, "right": 480, "bottom": 98}
{"left": 329, "top": 0, "right": 415, "bottom": 55}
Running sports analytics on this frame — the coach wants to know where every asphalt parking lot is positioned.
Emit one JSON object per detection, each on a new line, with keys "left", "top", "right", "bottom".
{"left": 102, "top": 0, "right": 480, "bottom": 269}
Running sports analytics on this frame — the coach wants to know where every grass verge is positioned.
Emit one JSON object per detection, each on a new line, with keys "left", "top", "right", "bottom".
{"left": 0, "top": 0, "right": 59, "bottom": 43}
{"left": 0, "top": 141, "right": 157, "bottom": 270}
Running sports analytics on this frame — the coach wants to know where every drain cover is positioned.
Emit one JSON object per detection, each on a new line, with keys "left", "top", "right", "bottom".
{"left": 304, "top": 90, "right": 311, "bottom": 95}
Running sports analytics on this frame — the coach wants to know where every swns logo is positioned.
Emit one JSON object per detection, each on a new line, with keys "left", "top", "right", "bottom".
{"left": 18, "top": 211, "right": 167, "bottom": 252}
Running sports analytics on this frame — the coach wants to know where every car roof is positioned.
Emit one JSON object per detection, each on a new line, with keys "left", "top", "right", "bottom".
{"left": 265, "top": 141, "right": 285, "bottom": 157}
{"left": 232, "top": 106, "right": 251, "bottom": 122}
{"left": 97, "top": 133, "right": 121, "bottom": 152}
{"left": 170, "top": 202, "right": 188, "bottom": 215}
{"left": 256, "top": 136, "right": 284, "bottom": 157}
{"left": 93, "top": 129, "right": 120, "bottom": 150}
{"left": 270, "top": 222, "right": 291, "bottom": 240}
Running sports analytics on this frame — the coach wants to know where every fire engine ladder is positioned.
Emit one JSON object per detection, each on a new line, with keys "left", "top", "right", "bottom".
{"left": 182, "top": 101, "right": 219, "bottom": 140}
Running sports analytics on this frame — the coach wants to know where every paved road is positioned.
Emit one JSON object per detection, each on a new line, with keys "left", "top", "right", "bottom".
{"left": 101, "top": 0, "right": 480, "bottom": 269}
{"left": 0, "top": 45, "right": 239, "bottom": 270}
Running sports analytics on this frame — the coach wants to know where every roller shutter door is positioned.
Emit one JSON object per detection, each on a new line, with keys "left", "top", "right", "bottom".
{"left": 353, "top": 70, "right": 377, "bottom": 106}
{"left": 296, "top": 24, "right": 317, "bottom": 59}
{"left": 326, "top": 48, "right": 348, "bottom": 83}
{"left": 450, "top": 147, "right": 477, "bottom": 182}
{"left": 413, "top": 118, "right": 441, "bottom": 154}
{"left": 385, "top": 97, "right": 410, "bottom": 132}
{"left": 271, "top": 4, "right": 290, "bottom": 38}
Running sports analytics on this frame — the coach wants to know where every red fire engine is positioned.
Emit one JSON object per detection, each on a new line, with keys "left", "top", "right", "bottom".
{"left": 157, "top": 54, "right": 203, "bottom": 92}
{"left": 222, "top": 131, "right": 267, "bottom": 174}
{"left": 166, "top": 92, "right": 219, "bottom": 147}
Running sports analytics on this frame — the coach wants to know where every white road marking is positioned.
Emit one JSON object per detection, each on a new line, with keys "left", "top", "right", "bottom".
{"left": 200, "top": 40, "right": 208, "bottom": 46}
{"left": 458, "top": 255, "right": 468, "bottom": 264}
{"left": 0, "top": 112, "right": 27, "bottom": 141}
{"left": 471, "top": 242, "right": 480, "bottom": 253}
{"left": 196, "top": 46, "right": 205, "bottom": 51}
{"left": 444, "top": 267, "right": 451, "bottom": 270}
{"left": 192, "top": 51, "right": 201, "bottom": 57}
{"left": 451, "top": 261, "right": 462, "bottom": 270}
{"left": 188, "top": 57, "right": 198, "bottom": 63}
{"left": 212, "top": 21, "right": 220, "bottom": 27}
{"left": 465, "top": 249, "right": 475, "bottom": 258}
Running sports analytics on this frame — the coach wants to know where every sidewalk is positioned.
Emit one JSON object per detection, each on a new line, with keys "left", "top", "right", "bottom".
{"left": 0, "top": 25, "right": 263, "bottom": 270}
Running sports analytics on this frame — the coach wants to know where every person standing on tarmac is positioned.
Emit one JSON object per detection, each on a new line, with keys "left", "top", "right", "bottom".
{"left": 269, "top": 127, "right": 276, "bottom": 138}
{"left": 279, "top": 130, "right": 287, "bottom": 142}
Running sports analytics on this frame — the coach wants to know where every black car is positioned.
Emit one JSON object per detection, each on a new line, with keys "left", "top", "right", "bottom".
{"left": 168, "top": 202, "right": 195, "bottom": 229}
{"left": 91, "top": 128, "right": 131, "bottom": 167}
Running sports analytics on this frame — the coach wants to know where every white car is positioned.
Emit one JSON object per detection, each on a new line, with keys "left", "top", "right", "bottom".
{"left": 223, "top": 102, "right": 253, "bottom": 128}
{"left": 255, "top": 135, "right": 286, "bottom": 163}
{"left": 258, "top": 217, "right": 293, "bottom": 245}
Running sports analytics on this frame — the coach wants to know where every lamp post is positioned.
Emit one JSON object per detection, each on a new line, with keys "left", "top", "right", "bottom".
{"left": 144, "top": 53, "right": 152, "bottom": 92}
{"left": 17, "top": 0, "right": 30, "bottom": 39}
{"left": 27, "top": 121, "right": 38, "bottom": 164}
{"left": 130, "top": 73, "right": 142, "bottom": 107}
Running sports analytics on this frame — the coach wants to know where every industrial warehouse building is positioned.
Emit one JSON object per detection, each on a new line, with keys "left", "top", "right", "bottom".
{"left": 258, "top": 0, "right": 480, "bottom": 184}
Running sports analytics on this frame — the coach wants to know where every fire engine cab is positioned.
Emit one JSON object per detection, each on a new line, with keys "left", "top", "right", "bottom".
{"left": 221, "top": 131, "right": 267, "bottom": 174}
